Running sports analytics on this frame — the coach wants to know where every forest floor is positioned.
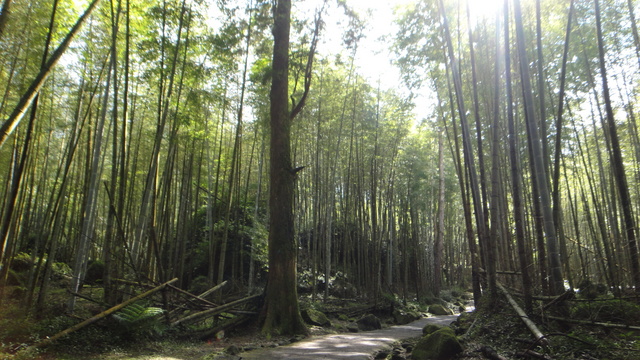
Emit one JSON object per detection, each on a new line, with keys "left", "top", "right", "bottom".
{"left": 3, "top": 285, "right": 640, "bottom": 360}
{"left": 0, "top": 285, "right": 469, "bottom": 360}
{"left": 454, "top": 293, "right": 640, "bottom": 360}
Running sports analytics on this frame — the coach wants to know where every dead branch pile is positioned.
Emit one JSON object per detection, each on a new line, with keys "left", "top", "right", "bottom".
{"left": 24, "top": 278, "right": 262, "bottom": 351}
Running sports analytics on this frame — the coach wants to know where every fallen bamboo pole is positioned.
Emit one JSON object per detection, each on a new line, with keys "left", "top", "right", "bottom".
{"left": 168, "top": 283, "right": 218, "bottom": 307}
{"left": 26, "top": 278, "right": 178, "bottom": 350}
{"left": 546, "top": 315, "right": 640, "bottom": 331}
{"left": 497, "top": 282, "right": 549, "bottom": 346}
{"left": 171, "top": 294, "right": 261, "bottom": 327}
{"left": 198, "top": 280, "right": 228, "bottom": 298}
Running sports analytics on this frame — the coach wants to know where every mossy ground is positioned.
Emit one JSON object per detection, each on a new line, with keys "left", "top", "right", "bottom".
{"left": 456, "top": 295, "right": 640, "bottom": 359}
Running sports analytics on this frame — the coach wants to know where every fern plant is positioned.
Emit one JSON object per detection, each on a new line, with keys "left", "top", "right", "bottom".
{"left": 113, "top": 301, "right": 166, "bottom": 337}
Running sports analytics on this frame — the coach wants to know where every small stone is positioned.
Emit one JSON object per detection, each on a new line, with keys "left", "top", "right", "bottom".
{"left": 347, "top": 323, "right": 359, "bottom": 332}
{"left": 224, "top": 345, "right": 241, "bottom": 355}
{"left": 289, "top": 334, "right": 306, "bottom": 343}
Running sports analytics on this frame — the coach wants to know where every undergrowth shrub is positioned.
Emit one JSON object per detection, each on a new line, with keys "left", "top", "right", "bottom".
{"left": 113, "top": 301, "right": 166, "bottom": 338}
{"left": 571, "top": 299, "right": 640, "bottom": 326}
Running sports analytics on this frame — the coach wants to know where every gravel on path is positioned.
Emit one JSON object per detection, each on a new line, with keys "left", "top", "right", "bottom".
{"left": 239, "top": 314, "right": 460, "bottom": 359}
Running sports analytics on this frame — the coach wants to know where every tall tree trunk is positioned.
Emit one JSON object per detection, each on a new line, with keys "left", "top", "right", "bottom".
{"left": 434, "top": 127, "right": 445, "bottom": 295}
{"left": 513, "top": 0, "right": 564, "bottom": 295}
{"left": 551, "top": 0, "right": 576, "bottom": 291}
{"left": 504, "top": 0, "right": 532, "bottom": 312}
{"left": 68, "top": 45, "right": 114, "bottom": 313}
{"left": 627, "top": 0, "right": 640, "bottom": 69}
{"left": 465, "top": 0, "right": 490, "bottom": 244}
{"left": 103, "top": 0, "right": 123, "bottom": 306}
{"left": 594, "top": 0, "right": 640, "bottom": 293}
{"left": 488, "top": 3, "right": 502, "bottom": 301}
{"left": 535, "top": 0, "right": 550, "bottom": 174}
{"left": 132, "top": 0, "right": 187, "bottom": 267}
{"left": 438, "top": 0, "right": 490, "bottom": 297}
{"left": 261, "top": 0, "right": 307, "bottom": 336}
{"left": 0, "top": 0, "right": 12, "bottom": 41}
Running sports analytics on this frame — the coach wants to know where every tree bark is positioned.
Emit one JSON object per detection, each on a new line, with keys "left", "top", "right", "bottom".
{"left": 261, "top": 0, "right": 307, "bottom": 336}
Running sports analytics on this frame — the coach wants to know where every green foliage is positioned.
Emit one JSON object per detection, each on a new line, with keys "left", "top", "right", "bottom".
{"left": 247, "top": 219, "right": 269, "bottom": 269}
{"left": 571, "top": 299, "right": 640, "bottom": 326}
{"left": 385, "top": 292, "right": 401, "bottom": 303}
{"left": 113, "top": 301, "right": 167, "bottom": 338}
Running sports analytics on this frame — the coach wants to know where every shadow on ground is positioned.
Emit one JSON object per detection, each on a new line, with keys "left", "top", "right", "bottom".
{"left": 240, "top": 311, "right": 468, "bottom": 359}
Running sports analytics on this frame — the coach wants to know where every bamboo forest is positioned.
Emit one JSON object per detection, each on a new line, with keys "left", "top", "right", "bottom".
{"left": 1, "top": 0, "right": 640, "bottom": 359}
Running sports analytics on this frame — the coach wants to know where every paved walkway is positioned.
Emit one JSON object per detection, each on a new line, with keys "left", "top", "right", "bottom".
{"left": 239, "top": 313, "right": 462, "bottom": 359}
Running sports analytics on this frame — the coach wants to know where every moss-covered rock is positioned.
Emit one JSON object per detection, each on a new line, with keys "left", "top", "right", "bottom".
{"left": 84, "top": 259, "right": 105, "bottom": 285}
{"left": 450, "top": 311, "right": 473, "bottom": 335}
{"left": 10, "top": 252, "right": 34, "bottom": 272}
{"left": 302, "top": 308, "right": 331, "bottom": 327}
{"left": 413, "top": 327, "right": 463, "bottom": 360}
{"left": 422, "top": 323, "right": 442, "bottom": 336}
{"left": 393, "top": 309, "right": 421, "bottom": 325}
{"left": 357, "top": 314, "right": 382, "bottom": 331}
{"left": 429, "top": 304, "right": 453, "bottom": 316}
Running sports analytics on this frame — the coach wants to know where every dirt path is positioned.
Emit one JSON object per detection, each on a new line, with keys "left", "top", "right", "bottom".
{"left": 239, "top": 314, "right": 460, "bottom": 359}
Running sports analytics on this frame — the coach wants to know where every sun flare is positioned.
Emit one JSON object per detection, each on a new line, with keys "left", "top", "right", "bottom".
{"left": 467, "top": 0, "right": 505, "bottom": 22}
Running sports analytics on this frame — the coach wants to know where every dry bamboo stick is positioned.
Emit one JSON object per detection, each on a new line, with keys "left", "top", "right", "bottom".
{"left": 171, "top": 294, "right": 260, "bottom": 327}
{"left": 546, "top": 315, "right": 640, "bottom": 331}
{"left": 198, "top": 280, "right": 228, "bottom": 298}
{"left": 27, "top": 278, "right": 178, "bottom": 350}
{"left": 497, "top": 282, "right": 549, "bottom": 346}
{"left": 167, "top": 283, "right": 218, "bottom": 307}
